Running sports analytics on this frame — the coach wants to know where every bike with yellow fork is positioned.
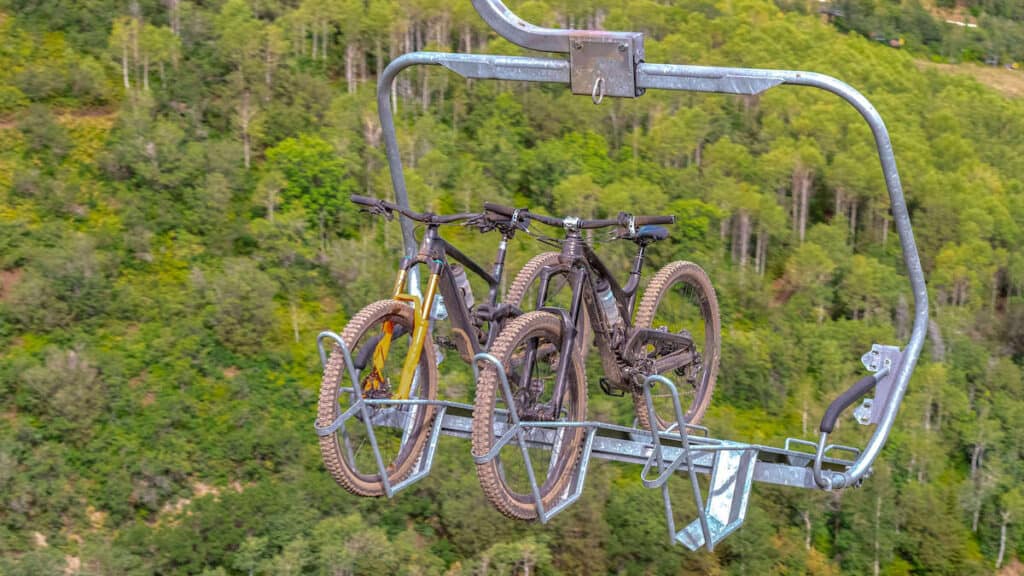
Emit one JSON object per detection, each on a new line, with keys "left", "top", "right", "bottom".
{"left": 315, "top": 194, "right": 534, "bottom": 496}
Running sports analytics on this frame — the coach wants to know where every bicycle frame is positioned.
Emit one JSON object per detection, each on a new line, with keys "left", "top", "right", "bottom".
{"left": 382, "top": 222, "right": 516, "bottom": 398}
{"left": 526, "top": 226, "right": 656, "bottom": 417}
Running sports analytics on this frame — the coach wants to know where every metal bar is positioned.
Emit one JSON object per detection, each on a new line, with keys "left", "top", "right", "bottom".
{"left": 313, "top": 331, "right": 444, "bottom": 498}
{"left": 472, "top": 353, "right": 550, "bottom": 520}
{"left": 433, "top": 409, "right": 850, "bottom": 488}
{"left": 390, "top": 405, "right": 449, "bottom": 493}
{"left": 542, "top": 428, "right": 598, "bottom": 520}
{"left": 316, "top": 331, "right": 362, "bottom": 406}
{"left": 637, "top": 65, "right": 786, "bottom": 94}
{"left": 471, "top": 0, "right": 570, "bottom": 53}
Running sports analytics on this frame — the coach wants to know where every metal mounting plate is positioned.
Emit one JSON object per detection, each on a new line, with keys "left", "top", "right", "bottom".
{"left": 860, "top": 344, "right": 903, "bottom": 425}
{"left": 570, "top": 34, "right": 644, "bottom": 99}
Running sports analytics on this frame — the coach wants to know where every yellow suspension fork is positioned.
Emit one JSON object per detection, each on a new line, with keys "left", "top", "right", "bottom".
{"left": 392, "top": 260, "right": 443, "bottom": 400}
{"left": 363, "top": 264, "right": 413, "bottom": 394}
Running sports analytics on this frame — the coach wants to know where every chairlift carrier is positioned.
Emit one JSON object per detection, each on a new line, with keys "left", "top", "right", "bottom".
{"left": 315, "top": 0, "right": 928, "bottom": 551}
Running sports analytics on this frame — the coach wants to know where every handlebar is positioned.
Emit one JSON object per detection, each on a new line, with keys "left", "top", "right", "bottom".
{"left": 483, "top": 202, "right": 675, "bottom": 231}
{"left": 351, "top": 194, "right": 481, "bottom": 225}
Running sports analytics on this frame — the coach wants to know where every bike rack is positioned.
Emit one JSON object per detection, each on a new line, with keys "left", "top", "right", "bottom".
{"left": 317, "top": 335, "right": 875, "bottom": 550}
{"left": 318, "top": 0, "right": 929, "bottom": 551}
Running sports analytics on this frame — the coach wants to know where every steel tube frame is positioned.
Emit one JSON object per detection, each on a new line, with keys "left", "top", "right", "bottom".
{"left": 376, "top": 4, "right": 927, "bottom": 491}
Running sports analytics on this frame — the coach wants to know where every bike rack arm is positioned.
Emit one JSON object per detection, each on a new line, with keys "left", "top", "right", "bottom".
{"left": 639, "top": 64, "right": 929, "bottom": 489}
{"left": 377, "top": 51, "right": 928, "bottom": 491}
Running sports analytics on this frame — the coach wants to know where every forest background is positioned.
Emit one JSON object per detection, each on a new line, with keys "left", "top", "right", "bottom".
{"left": 1, "top": 0, "right": 1024, "bottom": 574}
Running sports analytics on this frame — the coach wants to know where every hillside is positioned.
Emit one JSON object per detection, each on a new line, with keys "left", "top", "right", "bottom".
{"left": 1, "top": 0, "right": 1024, "bottom": 575}
{"left": 916, "top": 60, "right": 1024, "bottom": 98}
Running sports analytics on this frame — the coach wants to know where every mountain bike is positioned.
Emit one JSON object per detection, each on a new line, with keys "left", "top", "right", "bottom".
{"left": 471, "top": 202, "right": 721, "bottom": 519}
{"left": 318, "top": 195, "right": 539, "bottom": 496}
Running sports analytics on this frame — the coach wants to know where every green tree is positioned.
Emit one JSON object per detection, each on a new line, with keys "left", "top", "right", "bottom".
{"left": 265, "top": 134, "right": 360, "bottom": 240}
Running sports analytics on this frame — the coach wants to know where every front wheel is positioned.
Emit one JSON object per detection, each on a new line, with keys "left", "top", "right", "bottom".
{"left": 317, "top": 299, "right": 438, "bottom": 496}
{"left": 505, "top": 251, "right": 591, "bottom": 354}
{"left": 472, "top": 311, "right": 587, "bottom": 520}
{"left": 631, "top": 261, "right": 720, "bottom": 431}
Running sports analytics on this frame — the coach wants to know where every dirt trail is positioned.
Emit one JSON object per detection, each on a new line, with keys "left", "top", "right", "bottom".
{"left": 0, "top": 268, "right": 23, "bottom": 301}
{"left": 0, "top": 106, "right": 118, "bottom": 129}
{"left": 916, "top": 61, "right": 1024, "bottom": 99}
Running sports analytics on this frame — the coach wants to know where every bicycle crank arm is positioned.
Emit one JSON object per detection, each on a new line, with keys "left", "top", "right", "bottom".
{"left": 652, "top": 349, "right": 697, "bottom": 375}
{"left": 625, "top": 328, "right": 693, "bottom": 355}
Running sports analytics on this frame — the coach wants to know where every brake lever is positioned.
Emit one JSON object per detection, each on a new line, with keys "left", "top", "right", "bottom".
{"left": 607, "top": 227, "right": 630, "bottom": 241}
{"left": 362, "top": 204, "right": 394, "bottom": 220}
{"left": 465, "top": 214, "right": 497, "bottom": 233}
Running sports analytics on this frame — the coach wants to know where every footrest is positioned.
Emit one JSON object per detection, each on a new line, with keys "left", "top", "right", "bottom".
{"left": 677, "top": 447, "right": 757, "bottom": 551}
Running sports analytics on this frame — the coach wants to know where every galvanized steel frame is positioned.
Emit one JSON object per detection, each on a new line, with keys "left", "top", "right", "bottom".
{"left": 374, "top": 0, "right": 927, "bottom": 493}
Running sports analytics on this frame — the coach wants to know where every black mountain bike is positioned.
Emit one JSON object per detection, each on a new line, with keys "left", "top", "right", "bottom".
{"left": 471, "top": 202, "right": 721, "bottom": 519}
{"left": 318, "top": 195, "right": 548, "bottom": 496}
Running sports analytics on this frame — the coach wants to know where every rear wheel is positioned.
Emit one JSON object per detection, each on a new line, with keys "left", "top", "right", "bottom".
{"left": 632, "top": 261, "right": 720, "bottom": 431}
{"left": 472, "top": 311, "right": 587, "bottom": 520}
{"left": 317, "top": 299, "right": 438, "bottom": 496}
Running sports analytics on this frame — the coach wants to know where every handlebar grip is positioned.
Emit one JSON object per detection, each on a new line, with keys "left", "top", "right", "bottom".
{"left": 350, "top": 194, "right": 381, "bottom": 207}
{"left": 820, "top": 374, "right": 879, "bottom": 434}
{"left": 636, "top": 215, "right": 676, "bottom": 226}
{"left": 483, "top": 202, "right": 516, "bottom": 217}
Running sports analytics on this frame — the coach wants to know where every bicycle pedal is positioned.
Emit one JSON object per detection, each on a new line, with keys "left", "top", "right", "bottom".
{"left": 599, "top": 378, "right": 626, "bottom": 397}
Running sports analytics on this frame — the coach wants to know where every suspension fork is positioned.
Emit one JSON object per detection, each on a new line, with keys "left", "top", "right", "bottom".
{"left": 545, "top": 266, "right": 587, "bottom": 419}
{"left": 514, "top": 261, "right": 568, "bottom": 397}
{"left": 363, "top": 260, "right": 413, "bottom": 394}
{"left": 392, "top": 259, "right": 443, "bottom": 400}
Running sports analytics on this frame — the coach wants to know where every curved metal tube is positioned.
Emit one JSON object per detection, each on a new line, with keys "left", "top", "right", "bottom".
{"left": 784, "top": 71, "right": 926, "bottom": 488}
{"left": 470, "top": 0, "right": 645, "bottom": 54}
{"left": 471, "top": 0, "right": 570, "bottom": 53}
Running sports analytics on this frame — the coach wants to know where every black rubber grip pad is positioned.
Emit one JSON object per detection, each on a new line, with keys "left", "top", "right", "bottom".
{"left": 483, "top": 202, "right": 515, "bottom": 217}
{"left": 635, "top": 215, "right": 676, "bottom": 226}
{"left": 350, "top": 194, "right": 379, "bottom": 206}
{"left": 820, "top": 374, "right": 878, "bottom": 433}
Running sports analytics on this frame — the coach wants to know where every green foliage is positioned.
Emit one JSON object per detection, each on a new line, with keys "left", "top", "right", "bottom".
{"left": 265, "top": 134, "right": 360, "bottom": 235}
{"left": 1, "top": 0, "right": 1023, "bottom": 574}
{"left": 827, "top": 0, "right": 1024, "bottom": 63}
{"left": 198, "top": 258, "right": 278, "bottom": 355}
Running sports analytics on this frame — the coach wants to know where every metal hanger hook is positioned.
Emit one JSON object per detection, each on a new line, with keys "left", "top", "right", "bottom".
{"left": 591, "top": 77, "right": 605, "bottom": 105}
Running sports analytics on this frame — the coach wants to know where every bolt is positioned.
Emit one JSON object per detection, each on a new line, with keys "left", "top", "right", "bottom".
{"left": 574, "top": 40, "right": 583, "bottom": 50}
{"left": 618, "top": 43, "right": 627, "bottom": 52}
